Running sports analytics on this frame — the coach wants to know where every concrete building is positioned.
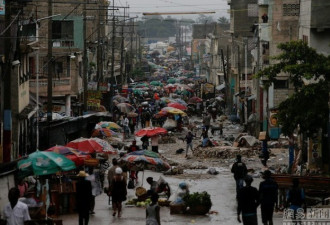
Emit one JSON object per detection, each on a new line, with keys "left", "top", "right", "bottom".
{"left": 299, "top": 0, "right": 330, "bottom": 56}
{"left": 207, "top": 24, "right": 230, "bottom": 86}
{"left": 251, "top": 0, "right": 300, "bottom": 138}
{"left": 228, "top": 0, "right": 259, "bottom": 124}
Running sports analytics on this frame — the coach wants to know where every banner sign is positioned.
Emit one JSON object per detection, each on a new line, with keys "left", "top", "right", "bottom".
{"left": 0, "top": 1, "right": 5, "bottom": 16}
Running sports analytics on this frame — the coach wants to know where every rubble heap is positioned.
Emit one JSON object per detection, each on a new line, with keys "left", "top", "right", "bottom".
{"left": 192, "top": 146, "right": 258, "bottom": 159}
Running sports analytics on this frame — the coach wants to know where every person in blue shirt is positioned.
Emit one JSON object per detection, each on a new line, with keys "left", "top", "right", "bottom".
{"left": 286, "top": 178, "right": 305, "bottom": 221}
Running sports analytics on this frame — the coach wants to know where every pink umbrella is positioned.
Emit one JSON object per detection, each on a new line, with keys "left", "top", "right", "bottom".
{"left": 167, "top": 102, "right": 187, "bottom": 111}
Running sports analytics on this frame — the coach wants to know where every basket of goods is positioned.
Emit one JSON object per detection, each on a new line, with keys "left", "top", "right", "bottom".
{"left": 183, "top": 191, "right": 212, "bottom": 215}
{"left": 158, "top": 198, "right": 171, "bottom": 207}
{"left": 169, "top": 202, "right": 186, "bottom": 214}
{"left": 84, "top": 158, "right": 99, "bottom": 167}
{"left": 135, "top": 187, "right": 148, "bottom": 201}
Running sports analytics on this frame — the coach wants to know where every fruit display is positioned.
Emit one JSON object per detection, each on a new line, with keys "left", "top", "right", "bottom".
{"left": 126, "top": 198, "right": 152, "bottom": 207}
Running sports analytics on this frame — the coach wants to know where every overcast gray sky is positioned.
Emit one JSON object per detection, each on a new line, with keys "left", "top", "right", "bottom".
{"left": 115, "top": 0, "right": 229, "bottom": 20}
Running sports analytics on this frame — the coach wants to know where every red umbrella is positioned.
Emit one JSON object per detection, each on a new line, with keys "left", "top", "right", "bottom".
{"left": 66, "top": 138, "right": 103, "bottom": 154}
{"left": 135, "top": 127, "right": 168, "bottom": 137}
{"left": 167, "top": 102, "right": 187, "bottom": 111}
{"left": 45, "top": 145, "right": 91, "bottom": 166}
{"left": 188, "top": 96, "right": 203, "bottom": 104}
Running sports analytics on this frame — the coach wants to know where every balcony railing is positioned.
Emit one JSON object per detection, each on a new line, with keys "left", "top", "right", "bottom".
{"left": 30, "top": 77, "right": 72, "bottom": 96}
{"left": 52, "top": 39, "right": 74, "bottom": 48}
{"left": 258, "top": 0, "right": 269, "bottom": 5}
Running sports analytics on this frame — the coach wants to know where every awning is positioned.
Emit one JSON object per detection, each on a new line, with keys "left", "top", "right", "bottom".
{"left": 216, "top": 83, "right": 225, "bottom": 91}
{"left": 18, "top": 104, "right": 38, "bottom": 120}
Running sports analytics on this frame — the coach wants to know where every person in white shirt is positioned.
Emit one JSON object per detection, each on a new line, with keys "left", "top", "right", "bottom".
{"left": 122, "top": 115, "right": 130, "bottom": 138}
{"left": 150, "top": 135, "right": 159, "bottom": 153}
{"left": 2, "top": 187, "right": 31, "bottom": 225}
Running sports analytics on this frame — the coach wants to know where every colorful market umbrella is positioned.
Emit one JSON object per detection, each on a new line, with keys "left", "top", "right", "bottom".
{"left": 167, "top": 78, "right": 178, "bottom": 84}
{"left": 133, "top": 89, "right": 143, "bottom": 95}
{"left": 134, "top": 83, "right": 148, "bottom": 88}
{"left": 45, "top": 145, "right": 91, "bottom": 166}
{"left": 150, "top": 81, "right": 163, "bottom": 86}
{"left": 173, "top": 99, "right": 188, "bottom": 106}
{"left": 160, "top": 107, "right": 187, "bottom": 116}
{"left": 167, "top": 102, "right": 187, "bottom": 111}
{"left": 135, "top": 127, "right": 168, "bottom": 137}
{"left": 90, "top": 138, "right": 116, "bottom": 154}
{"left": 116, "top": 103, "right": 135, "bottom": 114}
{"left": 91, "top": 128, "right": 113, "bottom": 137}
{"left": 188, "top": 96, "right": 203, "bottom": 104}
{"left": 17, "top": 150, "right": 76, "bottom": 177}
{"left": 113, "top": 95, "right": 128, "bottom": 103}
{"left": 66, "top": 138, "right": 104, "bottom": 153}
{"left": 95, "top": 121, "right": 122, "bottom": 131}
{"left": 119, "top": 151, "right": 170, "bottom": 172}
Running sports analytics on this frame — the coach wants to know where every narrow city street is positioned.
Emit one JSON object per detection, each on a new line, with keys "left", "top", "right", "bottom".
{"left": 0, "top": 1, "right": 329, "bottom": 225}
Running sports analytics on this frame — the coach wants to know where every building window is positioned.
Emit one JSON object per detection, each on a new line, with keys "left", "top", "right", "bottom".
{"left": 21, "top": 23, "right": 37, "bottom": 41}
{"left": 66, "top": 56, "right": 71, "bottom": 77}
{"left": 55, "top": 62, "right": 63, "bottom": 77}
{"left": 29, "top": 57, "right": 36, "bottom": 77}
{"left": 274, "top": 79, "right": 288, "bottom": 89}
{"left": 302, "top": 35, "right": 308, "bottom": 44}
{"left": 52, "top": 21, "right": 74, "bottom": 47}
{"left": 248, "top": 4, "right": 258, "bottom": 17}
{"left": 283, "top": 4, "right": 300, "bottom": 16}
{"left": 52, "top": 21, "right": 74, "bottom": 39}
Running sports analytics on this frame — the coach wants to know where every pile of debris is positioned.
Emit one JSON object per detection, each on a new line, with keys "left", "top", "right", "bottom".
{"left": 192, "top": 146, "right": 258, "bottom": 159}
{"left": 159, "top": 135, "right": 176, "bottom": 144}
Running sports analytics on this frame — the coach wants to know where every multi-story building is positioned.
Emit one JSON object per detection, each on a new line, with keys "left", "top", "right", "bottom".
{"left": 228, "top": 0, "right": 258, "bottom": 124}
{"left": 0, "top": 0, "right": 109, "bottom": 162}
{"left": 253, "top": 0, "right": 300, "bottom": 138}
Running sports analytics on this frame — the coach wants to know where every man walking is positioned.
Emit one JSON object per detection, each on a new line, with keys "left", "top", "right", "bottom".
{"left": 202, "top": 113, "right": 211, "bottom": 133}
{"left": 184, "top": 131, "right": 194, "bottom": 158}
{"left": 2, "top": 187, "right": 31, "bottom": 225}
{"left": 231, "top": 155, "right": 248, "bottom": 195}
{"left": 237, "top": 176, "right": 259, "bottom": 225}
{"left": 259, "top": 170, "right": 278, "bottom": 225}
{"left": 76, "top": 171, "right": 93, "bottom": 225}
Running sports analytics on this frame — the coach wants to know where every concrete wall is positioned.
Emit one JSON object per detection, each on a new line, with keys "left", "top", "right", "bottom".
{"left": 270, "top": 0, "right": 300, "bottom": 58}
{"left": 0, "top": 174, "right": 15, "bottom": 213}
{"left": 230, "top": 0, "right": 259, "bottom": 38}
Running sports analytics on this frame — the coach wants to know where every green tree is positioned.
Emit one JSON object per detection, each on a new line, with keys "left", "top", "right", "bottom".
{"left": 217, "top": 16, "right": 229, "bottom": 24}
{"left": 257, "top": 40, "right": 330, "bottom": 137}
{"left": 196, "top": 14, "right": 214, "bottom": 24}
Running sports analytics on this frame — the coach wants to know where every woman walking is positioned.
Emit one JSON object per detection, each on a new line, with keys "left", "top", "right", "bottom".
{"left": 146, "top": 193, "right": 161, "bottom": 225}
{"left": 110, "top": 167, "right": 127, "bottom": 218}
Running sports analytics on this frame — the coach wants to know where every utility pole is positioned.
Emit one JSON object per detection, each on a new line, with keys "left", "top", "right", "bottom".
{"left": 119, "top": 9, "right": 126, "bottom": 86}
{"left": 47, "top": 0, "right": 53, "bottom": 123}
{"left": 220, "top": 48, "right": 227, "bottom": 111}
{"left": 256, "top": 36, "right": 260, "bottom": 135}
{"left": 129, "top": 21, "right": 133, "bottom": 81}
{"left": 226, "top": 45, "right": 231, "bottom": 114}
{"left": 110, "top": 1, "right": 116, "bottom": 114}
{"left": 237, "top": 45, "right": 241, "bottom": 122}
{"left": 83, "top": 1, "right": 88, "bottom": 112}
{"left": 97, "top": 5, "right": 101, "bottom": 82}
{"left": 139, "top": 36, "right": 142, "bottom": 67}
{"left": 135, "top": 32, "right": 138, "bottom": 68}
{"left": 3, "top": 0, "right": 13, "bottom": 162}
{"left": 244, "top": 40, "right": 248, "bottom": 124}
